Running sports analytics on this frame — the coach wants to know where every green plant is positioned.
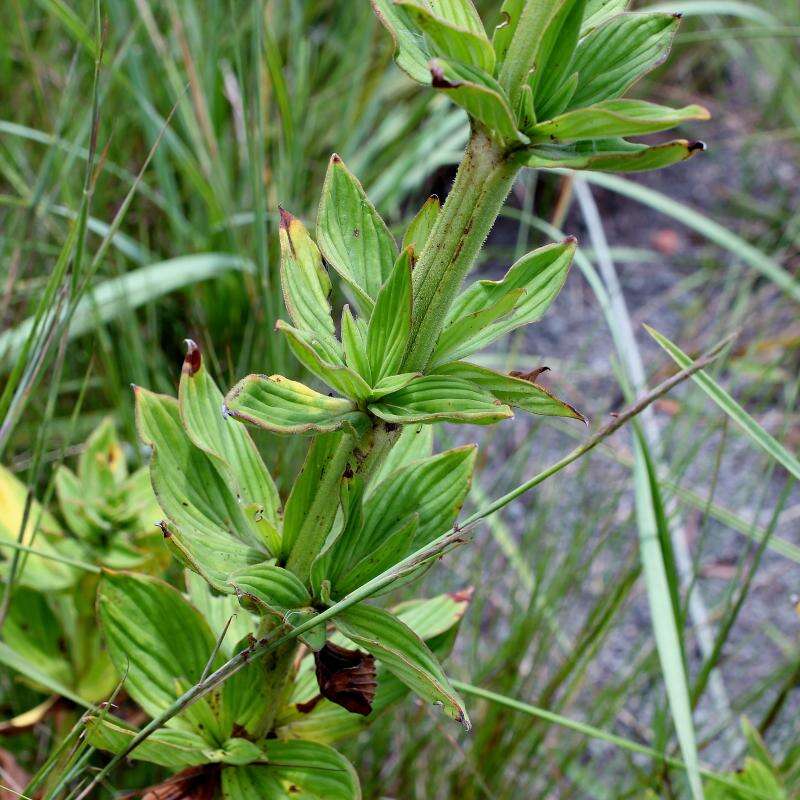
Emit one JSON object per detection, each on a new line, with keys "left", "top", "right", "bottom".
{"left": 49, "top": 1, "right": 714, "bottom": 797}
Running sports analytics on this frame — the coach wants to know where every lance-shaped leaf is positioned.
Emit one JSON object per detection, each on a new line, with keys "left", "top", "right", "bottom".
{"left": 429, "top": 58, "right": 525, "bottom": 144}
{"left": 179, "top": 340, "right": 280, "bottom": 536}
{"left": 98, "top": 571, "right": 225, "bottom": 741}
{"left": 224, "top": 375, "right": 368, "bottom": 436}
{"left": 369, "top": 375, "right": 512, "bottom": 425}
{"left": 279, "top": 209, "right": 341, "bottom": 363}
{"left": 570, "top": 12, "right": 680, "bottom": 108}
{"left": 371, "top": 0, "right": 431, "bottom": 83}
{"left": 531, "top": 99, "right": 709, "bottom": 143}
{"left": 85, "top": 717, "right": 210, "bottom": 769}
{"left": 228, "top": 563, "right": 311, "bottom": 619}
{"left": 283, "top": 431, "right": 355, "bottom": 564}
{"left": 78, "top": 417, "right": 127, "bottom": 494}
{"left": 341, "top": 305, "right": 371, "bottom": 381}
{"left": 316, "top": 155, "right": 397, "bottom": 313}
{"left": 366, "top": 247, "right": 412, "bottom": 383}
{"left": 433, "top": 240, "right": 575, "bottom": 364}
{"left": 432, "top": 287, "right": 523, "bottom": 365}
{"left": 222, "top": 740, "right": 360, "bottom": 800}
{"left": 331, "top": 446, "right": 475, "bottom": 577}
{"left": 402, "top": 195, "right": 440, "bottom": 258}
{"left": 368, "top": 372, "right": 420, "bottom": 401}
{"left": 581, "top": 0, "right": 628, "bottom": 34}
{"left": 334, "top": 514, "right": 419, "bottom": 596}
{"left": 336, "top": 603, "right": 470, "bottom": 729}
{"left": 277, "top": 321, "right": 371, "bottom": 402}
{"left": 370, "top": 423, "right": 433, "bottom": 488}
{"left": 524, "top": 138, "right": 706, "bottom": 172}
{"left": 135, "top": 387, "right": 268, "bottom": 587}
{"left": 433, "top": 362, "right": 585, "bottom": 420}
{"left": 533, "top": 0, "right": 588, "bottom": 115}
{"left": 397, "top": 0, "right": 494, "bottom": 73}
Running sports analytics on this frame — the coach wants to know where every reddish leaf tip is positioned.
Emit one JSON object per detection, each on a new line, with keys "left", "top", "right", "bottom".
{"left": 448, "top": 586, "right": 475, "bottom": 605}
{"left": 278, "top": 206, "right": 294, "bottom": 229}
{"left": 182, "top": 339, "right": 201, "bottom": 376}
{"left": 563, "top": 235, "right": 578, "bottom": 246}
{"left": 130, "top": 383, "right": 139, "bottom": 393}
{"left": 430, "top": 62, "right": 460, "bottom": 89}
{"left": 331, "top": 153, "right": 342, "bottom": 164}
{"left": 688, "top": 140, "right": 706, "bottom": 153}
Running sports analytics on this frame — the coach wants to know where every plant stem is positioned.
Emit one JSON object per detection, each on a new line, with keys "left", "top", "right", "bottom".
{"left": 403, "top": 126, "right": 518, "bottom": 371}
{"left": 76, "top": 337, "right": 730, "bottom": 800}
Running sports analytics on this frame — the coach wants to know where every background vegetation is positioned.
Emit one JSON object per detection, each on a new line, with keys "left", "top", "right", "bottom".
{"left": 0, "top": 0, "right": 798, "bottom": 797}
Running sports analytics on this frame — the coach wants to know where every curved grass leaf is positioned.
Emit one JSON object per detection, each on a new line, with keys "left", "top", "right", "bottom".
{"left": 368, "top": 375, "right": 512, "bottom": 425}
{"left": 85, "top": 716, "right": 209, "bottom": 769}
{"left": 433, "top": 361, "right": 585, "bottom": 420}
{"left": 429, "top": 58, "right": 525, "bottom": 144}
{"left": 531, "top": 99, "right": 709, "bottom": 143}
{"left": 316, "top": 154, "right": 397, "bottom": 312}
{"left": 570, "top": 12, "right": 680, "bottom": 108}
{"left": 397, "top": 1, "right": 495, "bottom": 73}
{"left": 98, "top": 571, "right": 225, "bottom": 741}
{"left": 179, "top": 341, "right": 280, "bottom": 536}
{"left": 277, "top": 321, "right": 372, "bottom": 402}
{"left": 278, "top": 209, "right": 340, "bottom": 363}
{"left": 336, "top": 603, "right": 469, "bottom": 729}
{"left": 646, "top": 326, "right": 800, "bottom": 480}
{"left": 224, "top": 375, "right": 367, "bottom": 435}
{"left": 366, "top": 248, "right": 412, "bottom": 383}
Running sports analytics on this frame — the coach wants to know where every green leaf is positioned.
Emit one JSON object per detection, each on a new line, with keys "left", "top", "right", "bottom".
{"left": 370, "top": 0, "right": 431, "bottom": 83}
{"left": 645, "top": 326, "right": 800, "bottom": 481}
{"left": 570, "top": 12, "right": 680, "bottom": 108}
{"left": 366, "top": 248, "right": 412, "bottom": 383}
{"left": 78, "top": 417, "right": 127, "bottom": 493}
{"left": 135, "top": 387, "right": 268, "bottom": 588}
{"left": 85, "top": 716, "right": 210, "bottom": 769}
{"left": 179, "top": 341, "right": 280, "bottom": 537}
{"left": 369, "top": 375, "right": 512, "bottom": 425}
{"left": 432, "top": 287, "right": 523, "bottom": 365}
{"left": 98, "top": 571, "right": 225, "bottom": 741}
{"left": 224, "top": 374, "right": 368, "bottom": 436}
{"left": 397, "top": 0, "right": 495, "bottom": 73}
{"left": 435, "top": 240, "right": 575, "bottom": 363}
{"left": 531, "top": 99, "right": 709, "bottom": 143}
{"left": 222, "top": 740, "right": 360, "bottom": 800}
{"left": 335, "top": 514, "right": 419, "bottom": 596}
{"left": 277, "top": 321, "right": 372, "bottom": 402}
{"left": 229, "top": 563, "right": 312, "bottom": 619}
{"left": 336, "top": 603, "right": 469, "bottom": 728}
{"left": 341, "top": 305, "right": 371, "bottom": 381}
{"left": 429, "top": 58, "right": 525, "bottom": 144}
{"left": 329, "top": 446, "right": 475, "bottom": 583}
{"left": 370, "top": 424, "right": 433, "bottom": 488}
{"left": 316, "top": 154, "right": 397, "bottom": 312}
{"left": 524, "top": 138, "right": 706, "bottom": 172}
{"left": 433, "top": 362, "right": 585, "bottom": 420}
{"left": 282, "top": 431, "right": 356, "bottom": 572}
{"left": 402, "top": 195, "right": 440, "bottom": 257}
{"left": 368, "top": 372, "right": 420, "bottom": 401}
{"left": 278, "top": 209, "right": 340, "bottom": 364}
{"left": 581, "top": 0, "right": 628, "bottom": 34}
{"left": 491, "top": 0, "right": 525, "bottom": 66}
{"left": 3, "top": 587, "right": 73, "bottom": 691}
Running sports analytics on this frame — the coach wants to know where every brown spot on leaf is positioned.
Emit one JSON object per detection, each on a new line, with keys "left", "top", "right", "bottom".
{"left": 509, "top": 366, "right": 550, "bottom": 383}
{"left": 314, "top": 641, "right": 377, "bottom": 716}
{"left": 430, "top": 63, "right": 460, "bottom": 89}
{"left": 182, "top": 339, "right": 201, "bottom": 376}
{"left": 278, "top": 206, "right": 294, "bottom": 230}
{"left": 353, "top": 227, "right": 360, "bottom": 238}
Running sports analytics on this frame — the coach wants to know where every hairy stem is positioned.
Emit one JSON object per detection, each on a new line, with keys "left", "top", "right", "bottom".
{"left": 403, "top": 126, "right": 519, "bottom": 371}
